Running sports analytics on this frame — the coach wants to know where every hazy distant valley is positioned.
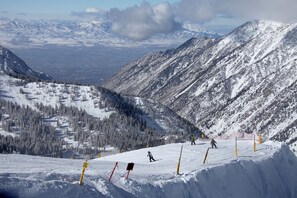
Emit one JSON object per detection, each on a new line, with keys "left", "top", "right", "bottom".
{"left": 12, "top": 45, "right": 172, "bottom": 85}
{"left": 0, "top": 17, "right": 218, "bottom": 84}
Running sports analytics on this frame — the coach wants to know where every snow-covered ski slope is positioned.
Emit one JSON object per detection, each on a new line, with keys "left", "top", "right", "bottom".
{"left": 1, "top": 139, "right": 297, "bottom": 198}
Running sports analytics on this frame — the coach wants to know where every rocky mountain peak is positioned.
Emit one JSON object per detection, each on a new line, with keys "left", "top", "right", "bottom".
{"left": 104, "top": 20, "right": 297, "bottom": 145}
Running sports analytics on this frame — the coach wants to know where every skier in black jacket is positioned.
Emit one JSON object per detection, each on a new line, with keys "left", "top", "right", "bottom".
{"left": 210, "top": 138, "right": 217, "bottom": 148}
{"left": 191, "top": 135, "right": 196, "bottom": 145}
{"left": 147, "top": 151, "right": 156, "bottom": 162}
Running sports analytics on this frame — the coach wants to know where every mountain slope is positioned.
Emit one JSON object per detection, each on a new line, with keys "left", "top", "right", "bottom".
{"left": 0, "top": 140, "right": 297, "bottom": 198}
{"left": 0, "top": 71, "right": 201, "bottom": 157}
{"left": 104, "top": 20, "right": 297, "bottom": 145}
{"left": 0, "top": 44, "right": 202, "bottom": 157}
{"left": 0, "top": 45, "right": 52, "bottom": 80}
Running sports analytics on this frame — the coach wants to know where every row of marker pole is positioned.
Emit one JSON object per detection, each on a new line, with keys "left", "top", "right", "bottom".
{"left": 79, "top": 133, "right": 263, "bottom": 184}
{"left": 235, "top": 134, "right": 262, "bottom": 157}
{"left": 198, "top": 134, "right": 263, "bottom": 170}
{"left": 79, "top": 160, "right": 135, "bottom": 185}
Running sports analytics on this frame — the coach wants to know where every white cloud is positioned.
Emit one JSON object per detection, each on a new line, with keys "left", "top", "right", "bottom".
{"left": 70, "top": 0, "right": 297, "bottom": 40}
{"left": 224, "top": 0, "right": 297, "bottom": 23}
{"left": 86, "top": 8, "right": 98, "bottom": 13}
{"left": 106, "top": 2, "right": 181, "bottom": 40}
{"left": 175, "top": 0, "right": 297, "bottom": 23}
{"left": 175, "top": 0, "right": 217, "bottom": 23}
{"left": 71, "top": 8, "right": 106, "bottom": 18}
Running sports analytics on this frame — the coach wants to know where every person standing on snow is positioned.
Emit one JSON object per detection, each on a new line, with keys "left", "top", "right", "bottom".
{"left": 191, "top": 135, "right": 196, "bottom": 145}
{"left": 147, "top": 151, "right": 156, "bottom": 162}
{"left": 210, "top": 138, "right": 217, "bottom": 148}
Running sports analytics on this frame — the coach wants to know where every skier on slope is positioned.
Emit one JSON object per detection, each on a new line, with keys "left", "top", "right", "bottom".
{"left": 147, "top": 151, "right": 156, "bottom": 162}
{"left": 191, "top": 135, "right": 196, "bottom": 145}
{"left": 210, "top": 138, "right": 217, "bottom": 148}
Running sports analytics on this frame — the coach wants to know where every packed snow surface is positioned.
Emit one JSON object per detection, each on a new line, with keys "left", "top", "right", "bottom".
{"left": 1, "top": 139, "right": 297, "bottom": 198}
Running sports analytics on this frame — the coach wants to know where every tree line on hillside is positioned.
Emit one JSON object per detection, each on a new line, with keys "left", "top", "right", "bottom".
{"left": 0, "top": 96, "right": 164, "bottom": 157}
{"left": 0, "top": 85, "right": 200, "bottom": 158}
{"left": 35, "top": 87, "right": 165, "bottom": 152}
{"left": 0, "top": 100, "right": 63, "bottom": 157}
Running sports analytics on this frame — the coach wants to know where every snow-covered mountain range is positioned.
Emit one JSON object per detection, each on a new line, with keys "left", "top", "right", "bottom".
{"left": 0, "top": 17, "right": 219, "bottom": 48}
{"left": 0, "top": 44, "right": 51, "bottom": 80}
{"left": 0, "top": 19, "right": 297, "bottom": 198}
{"left": 104, "top": 20, "right": 297, "bottom": 147}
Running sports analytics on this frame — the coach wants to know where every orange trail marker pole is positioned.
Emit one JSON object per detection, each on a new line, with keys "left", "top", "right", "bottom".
{"left": 109, "top": 162, "right": 118, "bottom": 182}
{"left": 126, "top": 170, "right": 131, "bottom": 179}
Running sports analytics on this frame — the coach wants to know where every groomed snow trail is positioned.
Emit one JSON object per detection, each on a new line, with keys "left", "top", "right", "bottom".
{"left": 1, "top": 140, "right": 297, "bottom": 198}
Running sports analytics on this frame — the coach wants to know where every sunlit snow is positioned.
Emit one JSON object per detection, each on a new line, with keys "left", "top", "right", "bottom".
{"left": 0, "top": 139, "right": 297, "bottom": 198}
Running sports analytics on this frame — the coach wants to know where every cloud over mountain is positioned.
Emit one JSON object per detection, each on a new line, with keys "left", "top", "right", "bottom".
{"left": 103, "top": 0, "right": 297, "bottom": 40}
{"left": 71, "top": 8, "right": 106, "bottom": 18}
{"left": 106, "top": 2, "right": 181, "bottom": 40}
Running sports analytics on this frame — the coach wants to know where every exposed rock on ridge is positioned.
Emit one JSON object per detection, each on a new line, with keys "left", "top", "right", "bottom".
{"left": 0, "top": 45, "right": 52, "bottom": 80}
{"left": 104, "top": 20, "right": 297, "bottom": 144}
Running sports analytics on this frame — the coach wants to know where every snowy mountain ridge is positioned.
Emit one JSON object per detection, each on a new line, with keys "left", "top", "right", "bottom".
{"left": 104, "top": 20, "right": 297, "bottom": 149}
{"left": 0, "top": 45, "right": 51, "bottom": 80}
{"left": 0, "top": 17, "right": 220, "bottom": 48}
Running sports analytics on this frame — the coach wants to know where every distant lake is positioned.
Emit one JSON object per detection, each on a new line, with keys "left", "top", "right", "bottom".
{"left": 12, "top": 45, "right": 175, "bottom": 85}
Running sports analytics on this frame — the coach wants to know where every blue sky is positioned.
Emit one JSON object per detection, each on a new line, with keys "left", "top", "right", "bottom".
{"left": 1, "top": 0, "right": 178, "bottom": 15}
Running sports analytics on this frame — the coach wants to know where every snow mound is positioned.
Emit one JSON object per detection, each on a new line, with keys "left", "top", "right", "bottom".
{"left": 0, "top": 140, "right": 297, "bottom": 198}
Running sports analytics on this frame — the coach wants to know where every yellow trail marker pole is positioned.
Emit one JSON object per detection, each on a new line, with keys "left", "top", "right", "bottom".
{"left": 253, "top": 134, "right": 256, "bottom": 152}
{"left": 203, "top": 148, "right": 210, "bottom": 164}
{"left": 258, "top": 133, "right": 262, "bottom": 144}
{"left": 176, "top": 145, "right": 183, "bottom": 175}
{"left": 79, "top": 160, "right": 88, "bottom": 185}
{"left": 235, "top": 137, "right": 238, "bottom": 157}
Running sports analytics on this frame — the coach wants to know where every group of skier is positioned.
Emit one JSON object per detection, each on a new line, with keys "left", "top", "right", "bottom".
{"left": 147, "top": 135, "right": 218, "bottom": 162}
{"left": 191, "top": 135, "right": 217, "bottom": 148}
